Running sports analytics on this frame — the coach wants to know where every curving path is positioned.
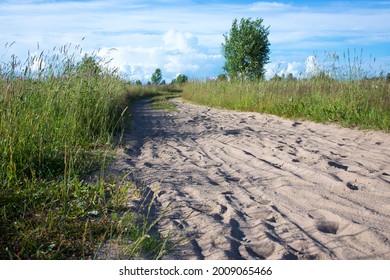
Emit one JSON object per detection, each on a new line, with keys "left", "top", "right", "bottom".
{"left": 112, "top": 98, "right": 390, "bottom": 260}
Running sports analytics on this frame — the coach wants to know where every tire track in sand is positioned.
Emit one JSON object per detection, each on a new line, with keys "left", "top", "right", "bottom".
{"left": 112, "top": 98, "right": 390, "bottom": 260}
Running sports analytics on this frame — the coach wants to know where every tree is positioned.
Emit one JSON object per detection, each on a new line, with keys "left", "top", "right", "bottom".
{"left": 216, "top": 73, "right": 228, "bottom": 82}
{"left": 171, "top": 74, "right": 188, "bottom": 85}
{"left": 176, "top": 74, "right": 188, "bottom": 85}
{"left": 286, "top": 73, "right": 297, "bottom": 81}
{"left": 310, "top": 70, "right": 333, "bottom": 81}
{"left": 270, "top": 74, "right": 283, "bottom": 82}
{"left": 151, "top": 68, "right": 163, "bottom": 85}
{"left": 76, "top": 55, "right": 101, "bottom": 77}
{"left": 222, "top": 18, "right": 270, "bottom": 80}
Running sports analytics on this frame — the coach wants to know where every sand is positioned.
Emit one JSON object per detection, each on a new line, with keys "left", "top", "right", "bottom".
{"left": 109, "top": 98, "right": 390, "bottom": 260}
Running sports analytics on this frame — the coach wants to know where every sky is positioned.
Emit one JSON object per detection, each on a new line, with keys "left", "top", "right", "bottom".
{"left": 1, "top": 0, "right": 389, "bottom": 82}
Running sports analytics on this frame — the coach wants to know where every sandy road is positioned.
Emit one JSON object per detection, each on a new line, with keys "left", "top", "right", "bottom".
{"left": 111, "top": 98, "right": 390, "bottom": 260}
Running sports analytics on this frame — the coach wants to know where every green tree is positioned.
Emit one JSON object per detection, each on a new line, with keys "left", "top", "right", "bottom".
{"left": 176, "top": 74, "right": 188, "bottom": 85}
{"left": 286, "top": 73, "right": 297, "bottom": 81}
{"left": 171, "top": 74, "right": 188, "bottom": 85}
{"left": 310, "top": 70, "right": 333, "bottom": 81}
{"left": 76, "top": 55, "right": 101, "bottom": 77}
{"left": 216, "top": 73, "right": 228, "bottom": 82}
{"left": 222, "top": 18, "right": 270, "bottom": 80}
{"left": 151, "top": 68, "right": 163, "bottom": 85}
{"left": 270, "top": 74, "right": 283, "bottom": 82}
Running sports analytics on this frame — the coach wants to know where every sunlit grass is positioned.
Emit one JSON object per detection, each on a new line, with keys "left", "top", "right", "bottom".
{"left": 0, "top": 45, "right": 169, "bottom": 259}
{"left": 182, "top": 77, "right": 390, "bottom": 131}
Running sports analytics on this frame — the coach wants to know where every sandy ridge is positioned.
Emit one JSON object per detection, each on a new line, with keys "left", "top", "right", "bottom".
{"left": 110, "top": 98, "right": 390, "bottom": 260}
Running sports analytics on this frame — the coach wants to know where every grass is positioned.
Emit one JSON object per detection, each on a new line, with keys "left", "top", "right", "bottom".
{"left": 0, "top": 45, "right": 170, "bottom": 259}
{"left": 125, "top": 83, "right": 182, "bottom": 111}
{"left": 149, "top": 92, "right": 181, "bottom": 112}
{"left": 182, "top": 78, "right": 390, "bottom": 131}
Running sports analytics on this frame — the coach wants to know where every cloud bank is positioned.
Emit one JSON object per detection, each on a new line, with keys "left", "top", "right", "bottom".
{"left": 97, "top": 29, "right": 223, "bottom": 82}
{"left": 1, "top": 1, "right": 389, "bottom": 81}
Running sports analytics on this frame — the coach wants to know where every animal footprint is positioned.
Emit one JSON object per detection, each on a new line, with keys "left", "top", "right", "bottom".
{"left": 346, "top": 182, "right": 359, "bottom": 191}
{"left": 220, "top": 205, "right": 228, "bottom": 215}
{"left": 328, "top": 161, "right": 348, "bottom": 171}
{"left": 316, "top": 220, "right": 339, "bottom": 234}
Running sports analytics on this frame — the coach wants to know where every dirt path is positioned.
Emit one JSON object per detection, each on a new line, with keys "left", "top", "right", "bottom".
{"left": 112, "top": 98, "right": 390, "bottom": 260}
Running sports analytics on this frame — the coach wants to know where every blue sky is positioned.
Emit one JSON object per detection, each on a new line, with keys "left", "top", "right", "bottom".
{"left": 1, "top": 0, "right": 389, "bottom": 81}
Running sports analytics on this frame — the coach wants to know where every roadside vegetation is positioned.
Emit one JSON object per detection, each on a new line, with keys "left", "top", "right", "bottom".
{"left": 182, "top": 75, "right": 390, "bottom": 131}
{"left": 125, "top": 83, "right": 182, "bottom": 112}
{"left": 0, "top": 45, "right": 173, "bottom": 259}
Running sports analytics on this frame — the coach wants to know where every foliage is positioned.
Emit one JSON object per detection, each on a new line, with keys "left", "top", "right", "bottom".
{"left": 134, "top": 80, "right": 143, "bottom": 85}
{"left": 216, "top": 74, "right": 228, "bottom": 82}
{"left": 222, "top": 18, "right": 270, "bottom": 81}
{"left": 171, "top": 74, "right": 188, "bottom": 85}
{"left": 271, "top": 73, "right": 297, "bottom": 82}
{"left": 76, "top": 55, "right": 102, "bottom": 77}
{"left": 176, "top": 74, "right": 188, "bottom": 84}
{"left": 151, "top": 68, "right": 163, "bottom": 85}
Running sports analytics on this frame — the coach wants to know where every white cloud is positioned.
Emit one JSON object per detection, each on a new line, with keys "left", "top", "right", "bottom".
{"left": 277, "top": 61, "right": 302, "bottom": 77}
{"left": 305, "top": 55, "right": 320, "bottom": 77}
{"left": 265, "top": 62, "right": 279, "bottom": 80}
{"left": 163, "top": 29, "right": 198, "bottom": 52}
{"left": 265, "top": 60, "right": 304, "bottom": 79}
{"left": 98, "top": 29, "right": 223, "bottom": 82}
{"left": 249, "top": 1, "right": 292, "bottom": 11}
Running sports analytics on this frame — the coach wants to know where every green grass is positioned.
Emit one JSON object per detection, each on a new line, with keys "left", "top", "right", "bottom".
{"left": 0, "top": 46, "right": 169, "bottom": 259}
{"left": 124, "top": 83, "right": 182, "bottom": 111}
{"left": 149, "top": 92, "right": 181, "bottom": 112}
{"left": 182, "top": 78, "right": 390, "bottom": 131}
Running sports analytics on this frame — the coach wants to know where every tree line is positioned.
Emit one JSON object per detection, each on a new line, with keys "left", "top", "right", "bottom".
{"left": 131, "top": 68, "right": 188, "bottom": 86}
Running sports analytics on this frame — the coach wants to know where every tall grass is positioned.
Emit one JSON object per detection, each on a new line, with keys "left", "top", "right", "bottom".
{"left": 0, "top": 45, "right": 167, "bottom": 259}
{"left": 182, "top": 56, "right": 390, "bottom": 131}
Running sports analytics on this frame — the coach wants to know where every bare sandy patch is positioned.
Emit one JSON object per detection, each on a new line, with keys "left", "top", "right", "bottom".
{"left": 109, "top": 98, "right": 390, "bottom": 260}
